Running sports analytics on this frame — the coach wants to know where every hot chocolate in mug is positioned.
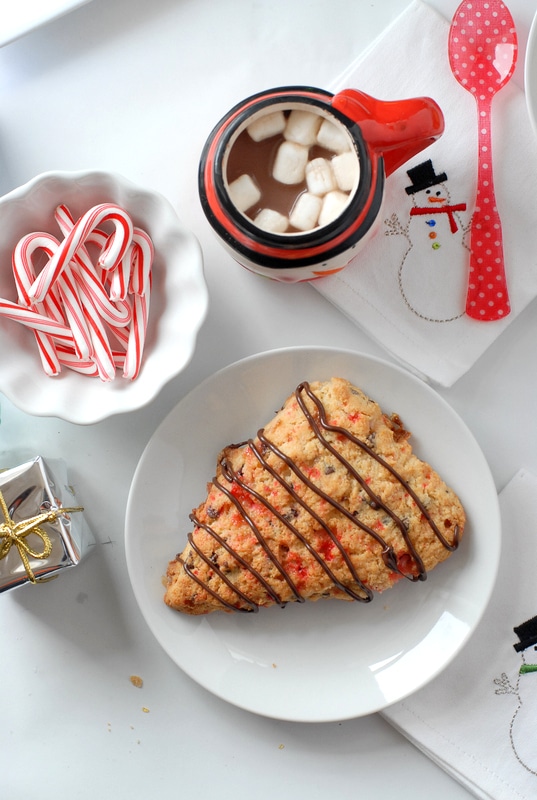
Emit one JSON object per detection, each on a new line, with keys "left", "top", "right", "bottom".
{"left": 199, "top": 86, "right": 444, "bottom": 282}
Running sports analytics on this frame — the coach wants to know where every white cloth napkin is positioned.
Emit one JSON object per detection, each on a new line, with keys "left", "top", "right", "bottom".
{"left": 314, "top": 0, "right": 537, "bottom": 386}
{"left": 382, "top": 469, "right": 537, "bottom": 800}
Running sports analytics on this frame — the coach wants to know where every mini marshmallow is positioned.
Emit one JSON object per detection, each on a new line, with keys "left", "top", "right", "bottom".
{"left": 273, "top": 141, "right": 309, "bottom": 185}
{"left": 332, "top": 151, "right": 360, "bottom": 192}
{"left": 254, "top": 208, "right": 289, "bottom": 233}
{"left": 305, "top": 157, "right": 337, "bottom": 196}
{"left": 227, "top": 173, "right": 261, "bottom": 213}
{"left": 283, "top": 110, "right": 322, "bottom": 146}
{"left": 289, "top": 192, "right": 323, "bottom": 231}
{"left": 247, "top": 111, "right": 286, "bottom": 142}
{"left": 318, "top": 190, "right": 349, "bottom": 227}
{"left": 317, "top": 119, "right": 350, "bottom": 153}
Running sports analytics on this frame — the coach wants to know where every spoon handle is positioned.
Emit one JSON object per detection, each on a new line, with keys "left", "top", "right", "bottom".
{"left": 466, "top": 96, "right": 510, "bottom": 321}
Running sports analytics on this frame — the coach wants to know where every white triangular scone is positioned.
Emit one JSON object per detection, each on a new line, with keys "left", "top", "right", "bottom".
{"left": 164, "top": 378, "right": 465, "bottom": 615}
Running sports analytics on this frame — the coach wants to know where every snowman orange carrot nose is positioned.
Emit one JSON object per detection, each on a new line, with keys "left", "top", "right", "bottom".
{"left": 428, "top": 196, "right": 446, "bottom": 204}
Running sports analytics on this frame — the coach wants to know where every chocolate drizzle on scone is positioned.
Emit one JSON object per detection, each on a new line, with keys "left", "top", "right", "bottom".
{"left": 166, "top": 378, "right": 464, "bottom": 615}
{"left": 294, "top": 381, "right": 459, "bottom": 555}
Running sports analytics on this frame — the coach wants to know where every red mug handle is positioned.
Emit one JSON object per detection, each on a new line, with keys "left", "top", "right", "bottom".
{"left": 331, "top": 89, "right": 444, "bottom": 177}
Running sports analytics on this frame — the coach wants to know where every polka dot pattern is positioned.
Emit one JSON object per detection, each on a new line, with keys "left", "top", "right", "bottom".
{"left": 448, "top": 1, "right": 517, "bottom": 321}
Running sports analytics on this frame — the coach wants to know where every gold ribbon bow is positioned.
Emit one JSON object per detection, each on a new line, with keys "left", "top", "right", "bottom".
{"left": 0, "top": 488, "right": 83, "bottom": 584}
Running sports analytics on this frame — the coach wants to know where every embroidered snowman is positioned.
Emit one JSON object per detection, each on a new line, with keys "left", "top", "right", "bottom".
{"left": 384, "top": 159, "right": 469, "bottom": 322}
{"left": 494, "top": 615, "right": 537, "bottom": 775}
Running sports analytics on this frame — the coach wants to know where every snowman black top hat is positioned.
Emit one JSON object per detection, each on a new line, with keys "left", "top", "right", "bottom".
{"left": 513, "top": 615, "right": 537, "bottom": 652}
{"left": 405, "top": 159, "right": 448, "bottom": 195}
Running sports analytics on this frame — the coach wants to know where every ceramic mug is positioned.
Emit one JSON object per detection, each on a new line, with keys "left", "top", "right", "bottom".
{"left": 198, "top": 86, "right": 444, "bottom": 282}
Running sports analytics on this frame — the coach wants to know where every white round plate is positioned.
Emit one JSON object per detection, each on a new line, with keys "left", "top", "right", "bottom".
{"left": 526, "top": 11, "right": 537, "bottom": 136}
{"left": 125, "top": 346, "right": 500, "bottom": 722}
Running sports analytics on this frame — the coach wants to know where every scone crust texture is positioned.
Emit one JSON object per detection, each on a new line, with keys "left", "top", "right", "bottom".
{"left": 165, "top": 378, "right": 465, "bottom": 615}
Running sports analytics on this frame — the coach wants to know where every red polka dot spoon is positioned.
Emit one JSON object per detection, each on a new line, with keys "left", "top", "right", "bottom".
{"left": 448, "top": 0, "right": 518, "bottom": 321}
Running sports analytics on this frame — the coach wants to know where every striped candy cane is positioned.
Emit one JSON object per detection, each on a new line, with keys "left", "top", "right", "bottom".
{"left": 5, "top": 202, "right": 154, "bottom": 381}
{"left": 30, "top": 203, "right": 134, "bottom": 303}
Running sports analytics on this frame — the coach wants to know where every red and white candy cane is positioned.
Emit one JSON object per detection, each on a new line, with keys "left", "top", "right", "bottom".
{"left": 72, "top": 266, "right": 131, "bottom": 328}
{"left": 123, "top": 292, "right": 150, "bottom": 380}
{"left": 5, "top": 201, "right": 155, "bottom": 381}
{"left": 55, "top": 202, "right": 132, "bottom": 377}
{"left": 13, "top": 232, "right": 64, "bottom": 320}
{"left": 56, "top": 204, "right": 152, "bottom": 302}
{"left": 79, "top": 292, "right": 118, "bottom": 382}
{"left": 106, "top": 320, "right": 130, "bottom": 351}
{"left": 56, "top": 340, "right": 128, "bottom": 377}
{"left": 57, "top": 261, "right": 95, "bottom": 361}
{"left": 55, "top": 344, "right": 101, "bottom": 377}
{"left": 12, "top": 233, "right": 67, "bottom": 375}
{"left": 30, "top": 203, "right": 134, "bottom": 303}
{"left": 55, "top": 204, "right": 132, "bottom": 327}
{"left": 110, "top": 250, "right": 130, "bottom": 302}
{"left": 0, "top": 297, "right": 73, "bottom": 339}
{"left": 55, "top": 204, "right": 110, "bottom": 284}
{"left": 129, "top": 228, "right": 154, "bottom": 296}
{"left": 109, "top": 227, "right": 154, "bottom": 301}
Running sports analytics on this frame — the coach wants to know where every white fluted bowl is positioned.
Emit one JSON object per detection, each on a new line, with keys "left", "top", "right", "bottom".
{"left": 0, "top": 170, "right": 208, "bottom": 424}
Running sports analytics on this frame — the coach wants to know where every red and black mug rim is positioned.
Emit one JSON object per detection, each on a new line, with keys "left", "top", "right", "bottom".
{"left": 198, "top": 86, "right": 385, "bottom": 270}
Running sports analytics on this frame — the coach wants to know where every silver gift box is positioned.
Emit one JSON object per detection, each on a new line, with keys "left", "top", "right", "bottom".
{"left": 0, "top": 456, "right": 93, "bottom": 592}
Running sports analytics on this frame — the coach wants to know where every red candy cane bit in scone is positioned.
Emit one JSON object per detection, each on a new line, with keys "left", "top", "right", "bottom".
{"left": 254, "top": 429, "right": 402, "bottom": 588}
{"left": 189, "top": 381, "right": 459, "bottom": 609}
{"left": 165, "top": 378, "right": 466, "bottom": 615}
{"left": 214, "top": 468, "right": 302, "bottom": 605}
{"left": 295, "top": 381, "right": 460, "bottom": 557}
{"left": 221, "top": 446, "right": 373, "bottom": 602}
{"left": 184, "top": 514, "right": 279, "bottom": 613}
{"left": 245, "top": 437, "right": 373, "bottom": 602}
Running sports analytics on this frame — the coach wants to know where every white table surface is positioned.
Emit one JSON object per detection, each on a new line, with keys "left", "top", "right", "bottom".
{"left": 1, "top": 1, "right": 536, "bottom": 798}
{"left": 0, "top": 0, "right": 94, "bottom": 47}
